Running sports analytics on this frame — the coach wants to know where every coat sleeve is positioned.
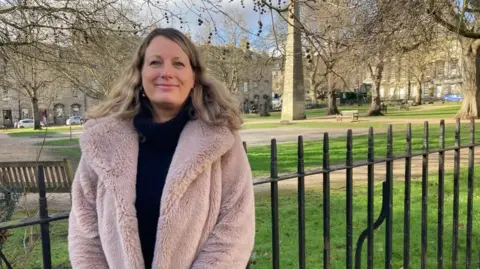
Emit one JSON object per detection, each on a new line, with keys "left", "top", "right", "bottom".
{"left": 192, "top": 133, "right": 255, "bottom": 269}
{"left": 68, "top": 156, "right": 109, "bottom": 268}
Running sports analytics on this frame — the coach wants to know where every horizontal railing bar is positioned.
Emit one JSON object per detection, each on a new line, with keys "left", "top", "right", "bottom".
{"left": 253, "top": 144, "right": 478, "bottom": 185}
{"left": 0, "top": 212, "right": 70, "bottom": 230}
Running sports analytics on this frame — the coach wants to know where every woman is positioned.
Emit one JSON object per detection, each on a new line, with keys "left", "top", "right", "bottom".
{"left": 68, "top": 28, "right": 255, "bottom": 269}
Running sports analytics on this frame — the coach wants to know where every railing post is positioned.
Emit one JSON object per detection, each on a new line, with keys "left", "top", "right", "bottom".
{"left": 466, "top": 118, "right": 475, "bottom": 269}
{"left": 37, "top": 165, "right": 52, "bottom": 269}
{"left": 421, "top": 121, "right": 429, "bottom": 269}
{"left": 367, "top": 127, "right": 375, "bottom": 269}
{"left": 297, "top": 136, "right": 306, "bottom": 269}
{"left": 346, "top": 130, "right": 353, "bottom": 269}
{"left": 438, "top": 120, "right": 445, "bottom": 269}
{"left": 323, "top": 133, "right": 331, "bottom": 269}
{"left": 452, "top": 118, "right": 460, "bottom": 269}
{"left": 385, "top": 125, "right": 393, "bottom": 269}
{"left": 270, "top": 139, "right": 280, "bottom": 269}
{"left": 404, "top": 123, "right": 412, "bottom": 269}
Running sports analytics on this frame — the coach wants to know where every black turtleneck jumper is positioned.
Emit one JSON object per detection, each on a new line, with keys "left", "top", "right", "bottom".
{"left": 133, "top": 103, "right": 190, "bottom": 269}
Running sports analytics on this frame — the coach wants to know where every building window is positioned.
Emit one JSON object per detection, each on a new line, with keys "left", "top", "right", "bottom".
{"left": 443, "top": 85, "right": 452, "bottom": 95}
{"left": 71, "top": 104, "right": 81, "bottom": 116}
{"left": 436, "top": 61, "right": 444, "bottom": 78}
{"left": 54, "top": 104, "right": 65, "bottom": 118}
{"left": 21, "top": 108, "right": 29, "bottom": 119}
{"left": 400, "top": 63, "right": 407, "bottom": 79}
{"left": 450, "top": 59, "right": 458, "bottom": 76}
{"left": 426, "top": 64, "right": 432, "bottom": 78}
{"left": 72, "top": 89, "right": 78, "bottom": 98}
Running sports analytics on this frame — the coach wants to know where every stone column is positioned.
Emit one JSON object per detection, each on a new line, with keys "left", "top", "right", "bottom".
{"left": 281, "top": 0, "right": 306, "bottom": 121}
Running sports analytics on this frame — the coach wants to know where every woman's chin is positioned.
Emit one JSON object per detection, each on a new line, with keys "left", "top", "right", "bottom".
{"left": 150, "top": 99, "right": 178, "bottom": 110}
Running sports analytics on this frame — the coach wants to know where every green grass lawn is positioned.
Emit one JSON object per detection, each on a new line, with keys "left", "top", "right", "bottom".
{"left": 34, "top": 138, "right": 80, "bottom": 147}
{"left": 47, "top": 122, "right": 480, "bottom": 177}
{"left": 247, "top": 122, "right": 480, "bottom": 177}
{"left": 2, "top": 167, "right": 477, "bottom": 268}
{"left": 243, "top": 103, "right": 461, "bottom": 122}
{"left": 252, "top": 168, "right": 479, "bottom": 268}
{"left": 243, "top": 120, "right": 410, "bottom": 130}
{"left": 6, "top": 126, "right": 83, "bottom": 138}
{"left": 2, "top": 219, "right": 70, "bottom": 268}
{"left": 243, "top": 104, "right": 373, "bottom": 120}
{"left": 243, "top": 104, "right": 462, "bottom": 130}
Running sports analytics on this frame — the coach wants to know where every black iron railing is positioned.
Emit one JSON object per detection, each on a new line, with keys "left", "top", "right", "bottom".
{"left": 0, "top": 118, "right": 478, "bottom": 268}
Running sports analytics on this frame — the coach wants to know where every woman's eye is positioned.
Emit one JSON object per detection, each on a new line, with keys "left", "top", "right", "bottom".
{"left": 174, "top": 62, "right": 185, "bottom": 67}
{"left": 150, "top": 60, "right": 161, "bottom": 65}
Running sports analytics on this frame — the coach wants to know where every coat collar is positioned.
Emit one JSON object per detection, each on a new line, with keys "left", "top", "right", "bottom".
{"left": 79, "top": 115, "right": 235, "bottom": 268}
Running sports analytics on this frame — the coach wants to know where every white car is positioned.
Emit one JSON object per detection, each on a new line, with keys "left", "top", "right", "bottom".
{"left": 66, "top": 116, "right": 82, "bottom": 126}
{"left": 17, "top": 119, "right": 45, "bottom": 128}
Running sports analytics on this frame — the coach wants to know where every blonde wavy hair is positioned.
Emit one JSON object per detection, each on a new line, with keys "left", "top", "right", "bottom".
{"left": 87, "top": 28, "right": 243, "bottom": 130}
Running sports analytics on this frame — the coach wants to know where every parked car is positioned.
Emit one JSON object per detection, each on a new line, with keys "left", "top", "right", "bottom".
{"left": 66, "top": 116, "right": 82, "bottom": 126}
{"left": 17, "top": 119, "right": 45, "bottom": 128}
{"left": 443, "top": 94, "right": 463, "bottom": 102}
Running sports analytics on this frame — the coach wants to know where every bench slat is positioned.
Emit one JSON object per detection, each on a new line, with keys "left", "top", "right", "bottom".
{"left": 53, "top": 166, "right": 62, "bottom": 189}
{"left": 15, "top": 167, "right": 24, "bottom": 189}
{"left": 27, "top": 166, "right": 36, "bottom": 188}
{"left": 57, "top": 165, "right": 67, "bottom": 188}
{"left": 0, "top": 160, "right": 73, "bottom": 193}
{"left": 45, "top": 166, "right": 53, "bottom": 189}
{"left": 9, "top": 167, "right": 18, "bottom": 188}
{"left": 20, "top": 166, "right": 29, "bottom": 189}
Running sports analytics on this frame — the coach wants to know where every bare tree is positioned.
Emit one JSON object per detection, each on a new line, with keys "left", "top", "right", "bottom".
{"left": 199, "top": 10, "right": 273, "bottom": 98}
{"left": 397, "top": 36, "right": 453, "bottom": 105}
{"left": 425, "top": 0, "right": 480, "bottom": 118}
{"left": 304, "top": 1, "right": 359, "bottom": 114}
{"left": 3, "top": 45, "right": 58, "bottom": 129}
{"left": 54, "top": 30, "right": 140, "bottom": 100}
{"left": 347, "top": 0, "right": 435, "bottom": 115}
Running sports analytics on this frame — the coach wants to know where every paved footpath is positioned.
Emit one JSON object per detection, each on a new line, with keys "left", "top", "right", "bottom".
{"left": 0, "top": 132, "right": 64, "bottom": 162}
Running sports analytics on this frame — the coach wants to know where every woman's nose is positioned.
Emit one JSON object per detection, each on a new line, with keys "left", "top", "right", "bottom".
{"left": 160, "top": 63, "right": 174, "bottom": 79}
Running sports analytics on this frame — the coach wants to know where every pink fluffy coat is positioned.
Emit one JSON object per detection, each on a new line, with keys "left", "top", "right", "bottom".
{"left": 68, "top": 116, "right": 255, "bottom": 269}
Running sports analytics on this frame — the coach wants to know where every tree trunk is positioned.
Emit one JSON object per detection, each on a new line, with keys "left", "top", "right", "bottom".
{"left": 309, "top": 90, "right": 318, "bottom": 107}
{"left": 368, "top": 61, "right": 384, "bottom": 116}
{"left": 415, "top": 81, "right": 423, "bottom": 105}
{"left": 32, "top": 89, "right": 40, "bottom": 130}
{"left": 326, "top": 90, "right": 339, "bottom": 115}
{"left": 457, "top": 40, "right": 480, "bottom": 119}
{"left": 325, "top": 72, "right": 339, "bottom": 115}
{"left": 406, "top": 80, "right": 411, "bottom": 101}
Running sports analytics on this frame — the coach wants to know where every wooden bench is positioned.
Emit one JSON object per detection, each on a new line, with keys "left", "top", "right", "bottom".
{"left": 380, "top": 104, "right": 387, "bottom": 113}
{"left": 0, "top": 159, "right": 74, "bottom": 193}
{"left": 336, "top": 110, "right": 359, "bottom": 122}
{"left": 399, "top": 103, "right": 410, "bottom": 110}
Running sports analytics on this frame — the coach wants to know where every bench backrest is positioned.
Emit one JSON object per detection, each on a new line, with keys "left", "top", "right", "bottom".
{"left": 0, "top": 159, "right": 74, "bottom": 193}
{"left": 342, "top": 110, "right": 359, "bottom": 115}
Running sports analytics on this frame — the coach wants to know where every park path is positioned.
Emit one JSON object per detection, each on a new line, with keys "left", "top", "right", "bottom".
{"left": 0, "top": 132, "right": 61, "bottom": 162}
{"left": 253, "top": 147, "right": 480, "bottom": 193}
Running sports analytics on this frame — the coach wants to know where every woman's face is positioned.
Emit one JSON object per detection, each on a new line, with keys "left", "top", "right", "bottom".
{"left": 141, "top": 36, "right": 195, "bottom": 121}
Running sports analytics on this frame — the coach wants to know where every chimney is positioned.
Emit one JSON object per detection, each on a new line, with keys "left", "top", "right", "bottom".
{"left": 240, "top": 37, "right": 248, "bottom": 50}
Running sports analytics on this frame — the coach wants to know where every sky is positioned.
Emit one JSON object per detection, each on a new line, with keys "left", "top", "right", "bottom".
{"left": 134, "top": 0, "right": 276, "bottom": 45}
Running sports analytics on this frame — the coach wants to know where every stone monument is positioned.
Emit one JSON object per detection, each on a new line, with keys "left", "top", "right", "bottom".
{"left": 281, "top": 0, "right": 306, "bottom": 121}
